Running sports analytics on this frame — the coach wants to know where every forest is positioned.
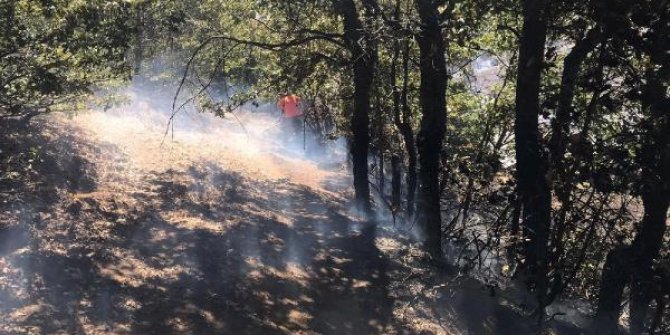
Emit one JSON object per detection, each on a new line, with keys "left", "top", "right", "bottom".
{"left": 0, "top": 0, "right": 668, "bottom": 334}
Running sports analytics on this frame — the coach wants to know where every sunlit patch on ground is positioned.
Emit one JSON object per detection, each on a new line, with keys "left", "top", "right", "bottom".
{"left": 164, "top": 209, "right": 234, "bottom": 234}
{"left": 71, "top": 106, "right": 344, "bottom": 193}
{"left": 97, "top": 251, "right": 189, "bottom": 289}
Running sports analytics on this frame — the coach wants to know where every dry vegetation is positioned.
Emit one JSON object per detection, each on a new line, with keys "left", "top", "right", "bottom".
{"left": 1, "top": 106, "right": 585, "bottom": 334}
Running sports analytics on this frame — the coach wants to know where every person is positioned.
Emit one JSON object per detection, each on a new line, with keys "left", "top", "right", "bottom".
{"left": 277, "top": 93, "right": 304, "bottom": 139}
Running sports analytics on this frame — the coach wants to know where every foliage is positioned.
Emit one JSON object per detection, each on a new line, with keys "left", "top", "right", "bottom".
{"left": 0, "top": 0, "right": 134, "bottom": 118}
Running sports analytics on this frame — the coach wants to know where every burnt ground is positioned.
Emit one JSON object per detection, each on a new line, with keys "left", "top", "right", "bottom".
{"left": 0, "top": 114, "right": 588, "bottom": 335}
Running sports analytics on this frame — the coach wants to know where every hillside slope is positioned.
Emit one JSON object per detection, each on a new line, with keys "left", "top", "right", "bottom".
{"left": 0, "top": 103, "right": 586, "bottom": 335}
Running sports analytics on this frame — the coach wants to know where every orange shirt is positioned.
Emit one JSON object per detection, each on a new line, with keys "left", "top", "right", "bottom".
{"left": 278, "top": 95, "right": 302, "bottom": 118}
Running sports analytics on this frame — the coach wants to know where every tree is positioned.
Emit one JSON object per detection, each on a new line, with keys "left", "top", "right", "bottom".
{"left": 413, "top": 0, "right": 450, "bottom": 259}
{"left": 513, "top": 0, "right": 552, "bottom": 313}
{"left": 338, "top": 0, "right": 379, "bottom": 215}
{"left": 594, "top": 2, "right": 670, "bottom": 332}
{"left": 0, "top": 0, "right": 133, "bottom": 122}
{"left": 386, "top": 0, "right": 418, "bottom": 217}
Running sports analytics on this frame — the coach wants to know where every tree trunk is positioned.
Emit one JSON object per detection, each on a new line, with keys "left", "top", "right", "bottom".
{"left": 595, "top": 195, "right": 670, "bottom": 335}
{"left": 516, "top": 0, "right": 551, "bottom": 268}
{"left": 391, "top": 154, "right": 401, "bottom": 209}
{"left": 400, "top": 57, "right": 418, "bottom": 218}
{"left": 339, "top": 0, "right": 376, "bottom": 215}
{"left": 389, "top": 6, "right": 403, "bottom": 211}
{"left": 414, "top": 0, "right": 448, "bottom": 259}
{"left": 595, "top": 56, "right": 670, "bottom": 335}
{"left": 549, "top": 27, "right": 600, "bottom": 172}
{"left": 378, "top": 150, "right": 385, "bottom": 194}
{"left": 514, "top": 0, "right": 552, "bottom": 313}
{"left": 547, "top": 27, "right": 602, "bottom": 303}
{"left": 628, "top": 67, "right": 670, "bottom": 335}
{"left": 391, "top": 14, "right": 417, "bottom": 217}
{"left": 594, "top": 247, "right": 633, "bottom": 334}
{"left": 549, "top": 27, "right": 600, "bottom": 216}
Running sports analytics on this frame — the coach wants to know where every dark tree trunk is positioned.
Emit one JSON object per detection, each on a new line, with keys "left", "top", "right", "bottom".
{"left": 414, "top": 0, "right": 448, "bottom": 259}
{"left": 391, "top": 154, "right": 401, "bottom": 209}
{"left": 400, "top": 46, "right": 418, "bottom": 217}
{"left": 549, "top": 27, "right": 600, "bottom": 172}
{"left": 546, "top": 27, "right": 602, "bottom": 303}
{"left": 514, "top": 0, "right": 551, "bottom": 313}
{"left": 391, "top": 20, "right": 417, "bottom": 217}
{"left": 511, "top": 195, "right": 522, "bottom": 236}
{"left": 389, "top": 5, "right": 403, "bottom": 211}
{"left": 628, "top": 67, "right": 670, "bottom": 335}
{"left": 339, "top": 0, "right": 376, "bottom": 215}
{"left": 595, "top": 58, "right": 670, "bottom": 335}
{"left": 378, "top": 150, "right": 385, "bottom": 194}
{"left": 594, "top": 247, "right": 633, "bottom": 334}
{"left": 375, "top": 95, "right": 386, "bottom": 195}
{"left": 595, "top": 195, "right": 669, "bottom": 335}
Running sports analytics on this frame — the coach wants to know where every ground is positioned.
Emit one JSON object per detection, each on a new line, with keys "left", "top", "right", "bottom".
{"left": 0, "top": 101, "right": 587, "bottom": 334}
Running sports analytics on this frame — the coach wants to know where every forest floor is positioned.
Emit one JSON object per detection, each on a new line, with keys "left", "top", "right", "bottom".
{"left": 0, "top": 101, "right": 588, "bottom": 334}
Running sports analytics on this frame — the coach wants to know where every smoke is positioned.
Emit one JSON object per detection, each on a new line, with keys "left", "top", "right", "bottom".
{"left": 92, "top": 80, "right": 349, "bottom": 175}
